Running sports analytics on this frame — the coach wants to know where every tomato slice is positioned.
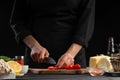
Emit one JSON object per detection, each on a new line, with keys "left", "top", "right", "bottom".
{"left": 73, "top": 64, "right": 81, "bottom": 69}
{"left": 48, "top": 66, "right": 59, "bottom": 70}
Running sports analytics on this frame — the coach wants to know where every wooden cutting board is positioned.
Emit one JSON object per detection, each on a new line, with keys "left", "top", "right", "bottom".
{"left": 29, "top": 68, "right": 88, "bottom": 74}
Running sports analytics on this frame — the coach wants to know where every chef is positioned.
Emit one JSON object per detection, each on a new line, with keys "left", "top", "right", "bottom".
{"left": 10, "top": 0, "right": 95, "bottom": 68}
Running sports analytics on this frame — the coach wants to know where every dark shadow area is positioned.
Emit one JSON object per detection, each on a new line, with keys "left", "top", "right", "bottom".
{"left": 0, "top": 0, "right": 25, "bottom": 57}
{"left": 86, "top": 0, "right": 120, "bottom": 65}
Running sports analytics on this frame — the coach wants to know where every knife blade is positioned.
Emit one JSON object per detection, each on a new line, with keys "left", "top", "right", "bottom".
{"left": 43, "top": 57, "right": 56, "bottom": 65}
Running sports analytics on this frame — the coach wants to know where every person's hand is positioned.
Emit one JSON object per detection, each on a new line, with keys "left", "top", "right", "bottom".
{"left": 56, "top": 53, "right": 74, "bottom": 68}
{"left": 23, "top": 35, "right": 50, "bottom": 63}
{"left": 56, "top": 43, "right": 82, "bottom": 68}
{"left": 30, "top": 44, "right": 49, "bottom": 63}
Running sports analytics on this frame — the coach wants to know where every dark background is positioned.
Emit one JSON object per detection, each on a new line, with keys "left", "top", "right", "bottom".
{"left": 0, "top": 0, "right": 120, "bottom": 65}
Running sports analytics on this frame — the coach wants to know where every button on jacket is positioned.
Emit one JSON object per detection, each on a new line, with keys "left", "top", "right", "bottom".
{"left": 10, "top": 0, "right": 95, "bottom": 68}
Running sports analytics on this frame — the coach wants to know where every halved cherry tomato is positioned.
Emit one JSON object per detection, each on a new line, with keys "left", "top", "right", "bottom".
{"left": 65, "top": 64, "right": 81, "bottom": 70}
{"left": 65, "top": 65, "right": 74, "bottom": 70}
{"left": 73, "top": 64, "right": 81, "bottom": 69}
{"left": 65, "top": 65, "right": 70, "bottom": 69}
{"left": 48, "top": 66, "right": 59, "bottom": 70}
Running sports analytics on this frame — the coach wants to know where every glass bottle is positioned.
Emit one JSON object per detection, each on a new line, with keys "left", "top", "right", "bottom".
{"left": 107, "top": 37, "right": 115, "bottom": 56}
{"left": 15, "top": 56, "right": 24, "bottom": 65}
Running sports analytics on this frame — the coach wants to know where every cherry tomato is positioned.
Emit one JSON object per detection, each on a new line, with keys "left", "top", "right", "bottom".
{"left": 73, "top": 64, "right": 81, "bottom": 69}
{"left": 65, "top": 65, "right": 74, "bottom": 70}
{"left": 48, "top": 66, "right": 59, "bottom": 70}
{"left": 65, "top": 65, "right": 69, "bottom": 69}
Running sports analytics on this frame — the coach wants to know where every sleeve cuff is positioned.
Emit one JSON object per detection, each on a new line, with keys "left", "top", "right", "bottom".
{"left": 72, "top": 35, "right": 88, "bottom": 48}
{"left": 15, "top": 29, "right": 31, "bottom": 45}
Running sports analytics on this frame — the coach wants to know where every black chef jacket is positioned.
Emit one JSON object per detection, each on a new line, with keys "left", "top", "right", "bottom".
{"left": 10, "top": 0, "right": 95, "bottom": 68}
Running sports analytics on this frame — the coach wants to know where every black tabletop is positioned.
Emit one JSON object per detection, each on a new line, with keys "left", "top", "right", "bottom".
{"left": 16, "top": 73, "right": 120, "bottom": 80}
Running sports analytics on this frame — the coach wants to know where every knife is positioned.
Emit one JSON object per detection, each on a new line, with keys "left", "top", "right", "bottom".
{"left": 43, "top": 57, "right": 56, "bottom": 65}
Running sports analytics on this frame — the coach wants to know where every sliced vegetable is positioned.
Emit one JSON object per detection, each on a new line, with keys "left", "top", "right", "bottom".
{"left": 73, "top": 64, "right": 81, "bottom": 69}
{"left": 48, "top": 64, "right": 81, "bottom": 70}
{"left": 65, "top": 65, "right": 74, "bottom": 70}
{"left": 65, "top": 64, "right": 81, "bottom": 70}
{"left": 48, "top": 66, "right": 59, "bottom": 70}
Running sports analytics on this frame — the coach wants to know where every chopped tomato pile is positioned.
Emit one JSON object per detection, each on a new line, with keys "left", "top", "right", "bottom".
{"left": 65, "top": 64, "right": 81, "bottom": 70}
{"left": 48, "top": 64, "right": 81, "bottom": 70}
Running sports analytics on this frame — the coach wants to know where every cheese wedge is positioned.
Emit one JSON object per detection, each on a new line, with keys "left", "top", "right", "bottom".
{"left": 89, "top": 55, "right": 113, "bottom": 72}
{"left": 97, "top": 57, "right": 113, "bottom": 72}
{"left": 89, "top": 56, "right": 101, "bottom": 68}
